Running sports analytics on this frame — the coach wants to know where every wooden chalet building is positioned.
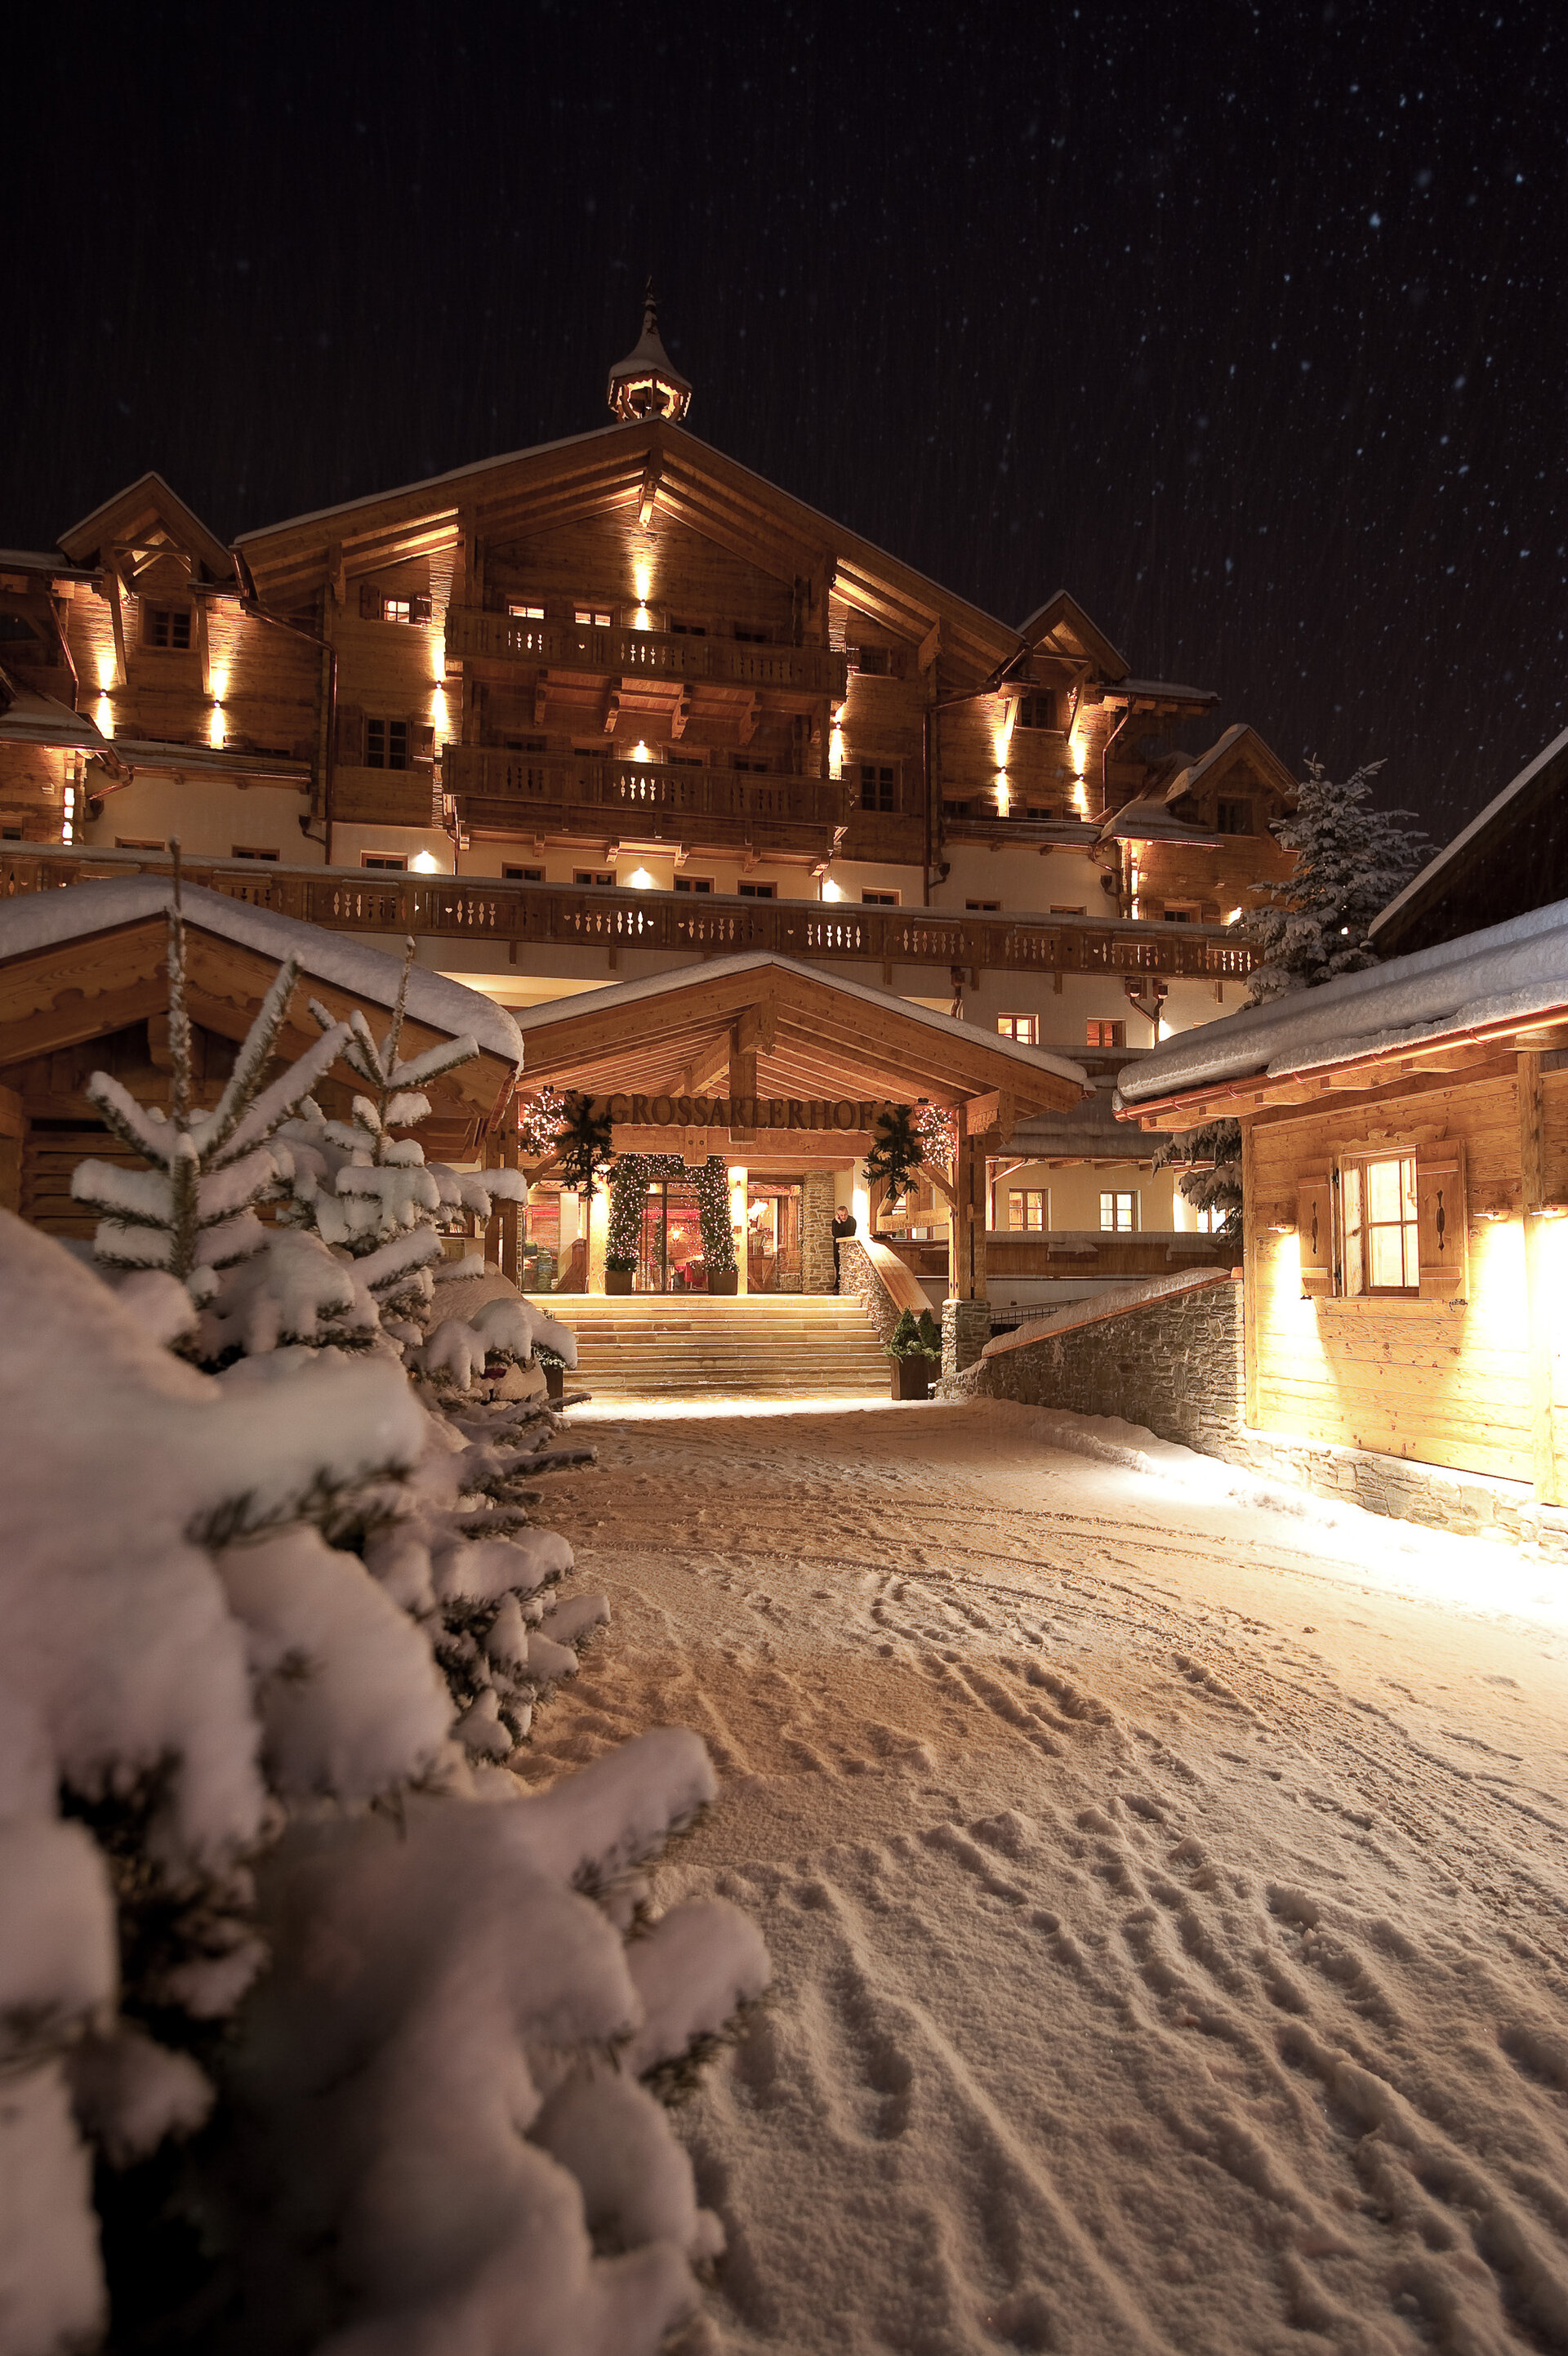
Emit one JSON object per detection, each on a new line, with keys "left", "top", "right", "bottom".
{"left": 0, "top": 295, "right": 1298, "bottom": 1311}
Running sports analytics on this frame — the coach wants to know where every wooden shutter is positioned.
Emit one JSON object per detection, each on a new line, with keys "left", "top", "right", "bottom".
{"left": 336, "top": 703, "right": 365, "bottom": 764}
{"left": 411, "top": 594, "right": 433, "bottom": 625}
{"left": 1297, "top": 1172, "right": 1332, "bottom": 1296}
{"left": 359, "top": 581, "right": 378, "bottom": 620}
{"left": 1417, "top": 1146, "right": 1468, "bottom": 1301}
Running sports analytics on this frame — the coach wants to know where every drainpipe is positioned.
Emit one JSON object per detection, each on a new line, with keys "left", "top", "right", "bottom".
{"left": 232, "top": 550, "right": 338, "bottom": 866}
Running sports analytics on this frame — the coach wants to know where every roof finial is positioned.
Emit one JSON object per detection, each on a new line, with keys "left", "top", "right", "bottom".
{"left": 607, "top": 281, "right": 693, "bottom": 425}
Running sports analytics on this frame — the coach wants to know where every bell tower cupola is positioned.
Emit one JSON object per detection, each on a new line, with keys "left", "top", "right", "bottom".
{"left": 607, "top": 283, "right": 693, "bottom": 424}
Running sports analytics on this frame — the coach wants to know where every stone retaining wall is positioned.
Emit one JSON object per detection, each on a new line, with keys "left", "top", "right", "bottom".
{"left": 838, "top": 1236, "right": 902, "bottom": 1343}
{"left": 947, "top": 1274, "right": 1568, "bottom": 1557}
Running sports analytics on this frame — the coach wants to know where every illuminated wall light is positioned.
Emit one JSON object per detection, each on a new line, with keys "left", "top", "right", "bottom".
{"left": 208, "top": 706, "right": 226, "bottom": 750}
{"left": 995, "top": 775, "right": 1010, "bottom": 815}
{"left": 96, "top": 654, "right": 116, "bottom": 693}
{"left": 630, "top": 740, "right": 652, "bottom": 764}
{"left": 626, "top": 866, "right": 655, "bottom": 889}
{"left": 95, "top": 695, "right": 114, "bottom": 737}
{"left": 411, "top": 849, "right": 441, "bottom": 874}
{"left": 822, "top": 876, "right": 844, "bottom": 902}
{"left": 829, "top": 724, "right": 844, "bottom": 777}
{"left": 632, "top": 558, "right": 653, "bottom": 603}
{"left": 431, "top": 687, "right": 451, "bottom": 737}
{"left": 209, "top": 666, "right": 229, "bottom": 704}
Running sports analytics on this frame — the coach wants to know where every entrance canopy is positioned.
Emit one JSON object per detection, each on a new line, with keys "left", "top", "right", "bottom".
{"left": 509, "top": 951, "right": 1086, "bottom": 1138}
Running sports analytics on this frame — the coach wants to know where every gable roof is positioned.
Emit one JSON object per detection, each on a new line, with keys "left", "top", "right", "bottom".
{"left": 1114, "top": 895, "right": 1568, "bottom": 1128}
{"left": 1016, "top": 590, "right": 1129, "bottom": 681}
{"left": 1163, "top": 723, "right": 1297, "bottom": 808}
{"left": 57, "top": 473, "right": 233, "bottom": 583}
{"left": 1368, "top": 724, "right": 1568, "bottom": 960}
{"left": 508, "top": 951, "right": 1086, "bottom": 1114}
{"left": 234, "top": 417, "right": 1027, "bottom": 680}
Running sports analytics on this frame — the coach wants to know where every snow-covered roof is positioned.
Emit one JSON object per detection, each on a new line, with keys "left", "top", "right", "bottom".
{"left": 1116, "top": 895, "right": 1568, "bottom": 1110}
{"left": 510, "top": 951, "right": 1089, "bottom": 1091}
{"left": 1369, "top": 722, "right": 1568, "bottom": 956}
{"left": 1111, "top": 678, "right": 1218, "bottom": 707}
{"left": 1008, "top": 1077, "right": 1162, "bottom": 1161}
{"left": 107, "top": 737, "right": 311, "bottom": 784}
{"left": 0, "top": 679, "right": 114, "bottom": 755}
{"left": 1098, "top": 796, "right": 1221, "bottom": 847}
{"left": 0, "top": 879, "right": 523, "bottom": 1067}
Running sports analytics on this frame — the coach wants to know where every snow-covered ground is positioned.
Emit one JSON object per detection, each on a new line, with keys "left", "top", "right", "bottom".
{"left": 523, "top": 1395, "right": 1568, "bottom": 2355}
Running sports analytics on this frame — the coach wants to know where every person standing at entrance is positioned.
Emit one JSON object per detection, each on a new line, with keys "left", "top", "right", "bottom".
{"left": 831, "top": 1204, "right": 857, "bottom": 1293}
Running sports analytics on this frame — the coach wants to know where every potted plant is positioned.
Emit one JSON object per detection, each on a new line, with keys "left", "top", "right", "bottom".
{"left": 884, "top": 1307, "right": 942, "bottom": 1399}
{"left": 604, "top": 1254, "right": 636, "bottom": 1296}
{"left": 534, "top": 1344, "right": 568, "bottom": 1401}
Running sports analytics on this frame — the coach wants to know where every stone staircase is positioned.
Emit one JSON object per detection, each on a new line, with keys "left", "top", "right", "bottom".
{"left": 548, "top": 1293, "right": 890, "bottom": 1399}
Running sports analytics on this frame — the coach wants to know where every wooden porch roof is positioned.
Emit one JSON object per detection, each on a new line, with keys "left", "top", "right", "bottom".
{"left": 510, "top": 953, "right": 1088, "bottom": 1116}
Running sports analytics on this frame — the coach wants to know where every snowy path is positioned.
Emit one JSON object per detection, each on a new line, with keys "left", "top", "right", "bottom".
{"left": 525, "top": 1397, "right": 1568, "bottom": 2355}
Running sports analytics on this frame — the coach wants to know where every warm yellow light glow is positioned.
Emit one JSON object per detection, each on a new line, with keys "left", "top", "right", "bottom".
{"left": 632, "top": 559, "right": 653, "bottom": 603}
{"left": 1227, "top": 906, "right": 1243, "bottom": 925}
{"left": 95, "top": 695, "right": 114, "bottom": 737}
{"left": 208, "top": 706, "right": 226, "bottom": 749}
{"left": 96, "top": 653, "right": 116, "bottom": 693}
{"left": 1069, "top": 727, "right": 1089, "bottom": 776}
{"left": 630, "top": 740, "right": 652, "bottom": 764}
{"left": 626, "top": 866, "right": 655, "bottom": 889}
{"left": 209, "top": 666, "right": 229, "bottom": 704}
{"left": 431, "top": 687, "right": 451, "bottom": 737}
{"left": 1071, "top": 777, "right": 1089, "bottom": 814}
{"left": 829, "top": 724, "right": 844, "bottom": 777}
{"left": 411, "top": 850, "right": 441, "bottom": 874}
{"left": 631, "top": 607, "right": 653, "bottom": 632}
{"left": 996, "top": 775, "right": 1010, "bottom": 815}
{"left": 822, "top": 876, "right": 844, "bottom": 902}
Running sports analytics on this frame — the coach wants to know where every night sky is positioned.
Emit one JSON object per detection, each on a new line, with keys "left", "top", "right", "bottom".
{"left": 7, "top": 2, "right": 1566, "bottom": 835}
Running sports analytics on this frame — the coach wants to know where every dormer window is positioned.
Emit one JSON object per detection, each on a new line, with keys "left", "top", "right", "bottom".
{"left": 144, "top": 605, "right": 192, "bottom": 650}
{"left": 1014, "top": 693, "right": 1061, "bottom": 731}
{"left": 1217, "top": 797, "right": 1254, "bottom": 835}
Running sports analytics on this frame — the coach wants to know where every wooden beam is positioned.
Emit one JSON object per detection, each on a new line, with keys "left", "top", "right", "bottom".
{"left": 105, "top": 571, "right": 127, "bottom": 688}
{"left": 1518, "top": 1050, "right": 1561, "bottom": 1506}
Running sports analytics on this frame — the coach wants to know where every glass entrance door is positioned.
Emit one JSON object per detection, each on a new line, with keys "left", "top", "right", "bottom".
{"left": 638, "top": 1181, "right": 707, "bottom": 1292}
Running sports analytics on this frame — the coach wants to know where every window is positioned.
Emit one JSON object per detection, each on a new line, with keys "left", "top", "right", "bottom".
{"left": 733, "top": 755, "right": 771, "bottom": 775}
{"left": 666, "top": 750, "right": 706, "bottom": 768}
{"left": 366, "top": 718, "right": 409, "bottom": 771}
{"left": 1050, "top": 904, "right": 1085, "bottom": 916}
{"left": 502, "top": 864, "right": 545, "bottom": 883}
{"left": 381, "top": 597, "right": 411, "bottom": 624}
{"left": 231, "top": 845, "right": 279, "bottom": 862}
{"left": 733, "top": 625, "right": 770, "bottom": 644}
{"left": 1086, "top": 1019, "right": 1125, "bottom": 1049}
{"left": 575, "top": 742, "right": 612, "bottom": 759}
{"left": 1009, "top": 1189, "right": 1047, "bottom": 1231}
{"left": 852, "top": 644, "right": 889, "bottom": 675}
{"left": 574, "top": 869, "right": 615, "bottom": 887}
{"left": 1, "top": 825, "right": 23, "bottom": 841}
{"left": 361, "top": 852, "right": 408, "bottom": 871}
{"left": 360, "top": 585, "right": 431, "bottom": 624}
{"left": 503, "top": 736, "right": 547, "bottom": 755}
{"left": 966, "top": 898, "right": 1001, "bottom": 912}
{"left": 858, "top": 763, "right": 898, "bottom": 813}
{"left": 738, "top": 880, "right": 776, "bottom": 899}
{"left": 1162, "top": 903, "right": 1198, "bottom": 924}
{"left": 1340, "top": 1153, "right": 1419, "bottom": 1296}
{"left": 675, "top": 875, "right": 714, "bottom": 893}
{"left": 998, "top": 1013, "right": 1038, "bottom": 1045}
{"left": 507, "top": 602, "right": 545, "bottom": 620}
{"left": 144, "top": 605, "right": 192, "bottom": 650}
{"left": 670, "top": 619, "right": 707, "bottom": 636}
{"left": 574, "top": 607, "right": 612, "bottom": 628}
{"left": 1014, "top": 693, "right": 1060, "bottom": 731}
{"left": 1100, "top": 1192, "right": 1137, "bottom": 1232}
{"left": 862, "top": 888, "right": 899, "bottom": 906}
{"left": 1217, "top": 798, "right": 1254, "bottom": 835}
{"left": 116, "top": 835, "right": 164, "bottom": 849}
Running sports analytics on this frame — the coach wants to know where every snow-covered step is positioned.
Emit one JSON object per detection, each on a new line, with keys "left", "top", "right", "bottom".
{"left": 546, "top": 1294, "right": 893, "bottom": 1396}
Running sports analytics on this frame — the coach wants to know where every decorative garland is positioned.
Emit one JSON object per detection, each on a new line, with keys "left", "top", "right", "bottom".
{"left": 912, "top": 1101, "right": 956, "bottom": 1174}
{"left": 606, "top": 1155, "right": 737, "bottom": 1276}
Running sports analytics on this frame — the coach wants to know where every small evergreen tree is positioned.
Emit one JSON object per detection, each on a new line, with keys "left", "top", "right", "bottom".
{"left": 555, "top": 1089, "right": 617, "bottom": 1198}
{"left": 1152, "top": 1117, "right": 1244, "bottom": 1240}
{"left": 864, "top": 1104, "right": 924, "bottom": 1208}
{"left": 1244, "top": 758, "right": 1430, "bottom": 1004}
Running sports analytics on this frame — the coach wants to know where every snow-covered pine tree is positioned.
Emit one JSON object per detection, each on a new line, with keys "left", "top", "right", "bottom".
{"left": 71, "top": 871, "right": 352, "bottom": 1313}
{"left": 1243, "top": 758, "right": 1431, "bottom": 1004}
{"left": 1152, "top": 1116, "right": 1244, "bottom": 1239}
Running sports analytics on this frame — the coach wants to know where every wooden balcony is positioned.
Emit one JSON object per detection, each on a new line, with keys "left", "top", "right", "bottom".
{"left": 880, "top": 1232, "right": 1231, "bottom": 1280}
{"left": 441, "top": 747, "right": 847, "bottom": 847}
{"left": 1, "top": 847, "right": 1261, "bottom": 985}
{"left": 445, "top": 608, "right": 849, "bottom": 700}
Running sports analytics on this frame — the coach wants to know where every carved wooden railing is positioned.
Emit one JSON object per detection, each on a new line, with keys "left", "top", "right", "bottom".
{"left": 446, "top": 608, "right": 849, "bottom": 699}
{"left": 0, "top": 847, "right": 1258, "bottom": 982}
{"left": 879, "top": 1231, "right": 1228, "bottom": 1279}
{"left": 442, "top": 748, "right": 848, "bottom": 835}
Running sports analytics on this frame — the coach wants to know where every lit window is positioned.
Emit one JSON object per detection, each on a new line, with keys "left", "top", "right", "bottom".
{"left": 675, "top": 875, "right": 714, "bottom": 893}
{"left": 574, "top": 607, "right": 612, "bottom": 628}
{"left": 738, "top": 880, "right": 776, "bottom": 898}
{"left": 382, "top": 597, "right": 411, "bottom": 624}
{"left": 1009, "top": 1189, "right": 1046, "bottom": 1231}
{"left": 502, "top": 864, "right": 545, "bottom": 882}
{"left": 998, "top": 1013, "right": 1038, "bottom": 1045}
{"left": 231, "top": 845, "right": 279, "bottom": 861}
{"left": 144, "top": 605, "right": 192, "bottom": 650}
{"left": 361, "top": 852, "right": 408, "bottom": 871}
{"left": 1217, "top": 798, "right": 1254, "bottom": 835}
{"left": 1100, "top": 1192, "right": 1136, "bottom": 1232}
{"left": 366, "top": 718, "right": 409, "bottom": 771}
{"left": 1339, "top": 1153, "right": 1419, "bottom": 1295}
{"left": 1192, "top": 1205, "right": 1224, "bottom": 1234}
{"left": 1086, "top": 1019, "right": 1125, "bottom": 1049}
{"left": 507, "top": 602, "right": 545, "bottom": 620}
{"left": 858, "top": 764, "right": 897, "bottom": 812}
{"left": 862, "top": 888, "right": 899, "bottom": 906}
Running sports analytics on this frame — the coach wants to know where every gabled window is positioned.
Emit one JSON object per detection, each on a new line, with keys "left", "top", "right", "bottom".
{"left": 1013, "top": 693, "right": 1060, "bottom": 731}
{"left": 1217, "top": 797, "right": 1254, "bottom": 835}
{"left": 365, "top": 719, "right": 409, "bottom": 771}
{"left": 733, "top": 756, "right": 771, "bottom": 775}
{"left": 670, "top": 619, "right": 707, "bottom": 636}
{"left": 502, "top": 736, "right": 547, "bottom": 754}
{"left": 858, "top": 763, "right": 898, "bottom": 813}
{"left": 1162, "top": 903, "right": 1198, "bottom": 924}
{"left": 143, "top": 605, "right": 192, "bottom": 650}
{"left": 359, "top": 586, "right": 432, "bottom": 624}
{"left": 998, "top": 1013, "right": 1038, "bottom": 1044}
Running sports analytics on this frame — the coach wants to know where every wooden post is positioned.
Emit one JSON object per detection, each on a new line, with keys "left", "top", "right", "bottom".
{"left": 947, "top": 1127, "right": 989, "bottom": 1303}
{"left": 1519, "top": 1051, "right": 1560, "bottom": 1505}
{"left": 1241, "top": 1115, "right": 1260, "bottom": 1430}
{"left": 729, "top": 1164, "right": 749, "bottom": 1294}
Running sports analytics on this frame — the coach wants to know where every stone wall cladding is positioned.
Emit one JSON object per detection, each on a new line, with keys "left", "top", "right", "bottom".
{"left": 946, "top": 1278, "right": 1568, "bottom": 1561}
{"left": 803, "top": 1170, "right": 837, "bottom": 1294}
{"left": 942, "top": 1298, "right": 991, "bottom": 1381}
{"left": 838, "top": 1237, "right": 902, "bottom": 1344}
